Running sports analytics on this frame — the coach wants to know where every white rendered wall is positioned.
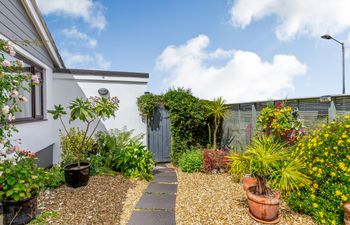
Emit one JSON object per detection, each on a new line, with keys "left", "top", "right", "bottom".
{"left": 52, "top": 73, "right": 148, "bottom": 160}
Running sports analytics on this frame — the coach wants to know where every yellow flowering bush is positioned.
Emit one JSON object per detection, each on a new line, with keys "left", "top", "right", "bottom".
{"left": 257, "top": 101, "right": 303, "bottom": 143}
{"left": 287, "top": 115, "right": 350, "bottom": 224}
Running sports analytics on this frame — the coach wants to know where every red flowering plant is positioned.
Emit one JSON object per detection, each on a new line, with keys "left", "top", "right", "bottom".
{"left": 203, "top": 149, "right": 230, "bottom": 173}
{"left": 257, "top": 101, "right": 304, "bottom": 144}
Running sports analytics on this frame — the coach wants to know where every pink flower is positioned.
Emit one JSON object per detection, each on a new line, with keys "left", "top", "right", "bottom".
{"left": 4, "top": 45, "right": 14, "bottom": 53}
{"left": 1, "top": 105, "right": 10, "bottom": 115}
{"left": 10, "top": 90, "right": 19, "bottom": 97}
{"left": 18, "top": 95, "right": 28, "bottom": 103}
{"left": 16, "top": 60, "right": 24, "bottom": 68}
{"left": 9, "top": 50, "right": 16, "bottom": 57}
{"left": 2, "top": 59, "right": 11, "bottom": 67}
{"left": 8, "top": 114, "right": 15, "bottom": 121}
{"left": 6, "top": 146, "right": 15, "bottom": 154}
{"left": 31, "top": 75, "right": 40, "bottom": 84}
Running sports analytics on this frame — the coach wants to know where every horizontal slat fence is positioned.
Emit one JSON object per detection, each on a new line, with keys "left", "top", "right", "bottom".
{"left": 222, "top": 95, "right": 350, "bottom": 151}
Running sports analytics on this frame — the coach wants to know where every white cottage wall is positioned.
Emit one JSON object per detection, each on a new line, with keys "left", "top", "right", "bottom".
{"left": 52, "top": 72, "right": 148, "bottom": 162}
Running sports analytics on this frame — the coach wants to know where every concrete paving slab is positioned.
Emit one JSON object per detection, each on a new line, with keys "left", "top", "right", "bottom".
{"left": 136, "top": 193, "right": 176, "bottom": 210}
{"left": 146, "top": 183, "right": 177, "bottom": 194}
{"left": 128, "top": 210, "right": 175, "bottom": 225}
{"left": 153, "top": 175, "right": 177, "bottom": 183}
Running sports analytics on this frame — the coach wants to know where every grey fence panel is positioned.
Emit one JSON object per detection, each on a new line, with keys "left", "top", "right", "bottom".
{"left": 223, "top": 95, "right": 350, "bottom": 151}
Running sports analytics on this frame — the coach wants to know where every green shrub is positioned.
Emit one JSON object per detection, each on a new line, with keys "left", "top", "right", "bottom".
{"left": 163, "top": 88, "right": 209, "bottom": 164}
{"left": 60, "top": 128, "right": 94, "bottom": 166}
{"left": 137, "top": 88, "right": 210, "bottom": 165}
{"left": 179, "top": 149, "right": 203, "bottom": 173}
{"left": 42, "top": 165, "right": 65, "bottom": 189}
{"left": 112, "top": 140, "right": 155, "bottom": 180}
{"left": 287, "top": 115, "right": 350, "bottom": 225}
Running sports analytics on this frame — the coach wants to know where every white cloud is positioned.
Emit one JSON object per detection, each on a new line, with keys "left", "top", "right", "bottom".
{"left": 62, "top": 50, "right": 111, "bottom": 70}
{"left": 62, "top": 27, "right": 97, "bottom": 48}
{"left": 230, "top": 0, "right": 350, "bottom": 40}
{"left": 36, "top": 0, "right": 106, "bottom": 30}
{"left": 156, "top": 35, "right": 307, "bottom": 103}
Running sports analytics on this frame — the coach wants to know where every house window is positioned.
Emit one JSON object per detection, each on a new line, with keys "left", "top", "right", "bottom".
{"left": 13, "top": 66, "right": 44, "bottom": 122}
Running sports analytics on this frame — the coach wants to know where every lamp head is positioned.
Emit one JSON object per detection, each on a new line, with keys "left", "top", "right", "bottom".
{"left": 321, "top": 34, "right": 332, "bottom": 40}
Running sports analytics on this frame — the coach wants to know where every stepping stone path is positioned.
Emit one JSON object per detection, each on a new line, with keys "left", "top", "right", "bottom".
{"left": 128, "top": 164, "right": 177, "bottom": 225}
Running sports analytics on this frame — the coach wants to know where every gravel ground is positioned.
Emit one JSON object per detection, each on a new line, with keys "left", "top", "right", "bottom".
{"left": 37, "top": 175, "right": 147, "bottom": 225}
{"left": 175, "top": 169, "right": 316, "bottom": 225}
{"left": 119, "top": 179, "right": 148, "bottom": 225}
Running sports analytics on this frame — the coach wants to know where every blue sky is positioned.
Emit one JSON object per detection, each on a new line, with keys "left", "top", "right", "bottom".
{"left": 37, "top": 0, "right": 350, "bottom": 103}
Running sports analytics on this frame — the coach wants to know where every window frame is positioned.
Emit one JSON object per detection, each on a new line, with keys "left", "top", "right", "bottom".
{"left": 13, "top": 65, "right": 44, "bottom": 124}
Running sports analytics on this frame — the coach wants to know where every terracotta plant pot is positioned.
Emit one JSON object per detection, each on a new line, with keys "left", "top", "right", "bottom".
{"left": 242, "top": 176, "right": 257, "bottom": 191}
{"left": 246, "top": 186, "right": 281, "bottom": 224}
{"left": 344, "top": 202, "right": 350, "bottom": 225}
{"left": 64, "top": 162, "right": 90, "bottom": 188}
{"left": 2, "top": 196, "right": 38, "bottom": 225}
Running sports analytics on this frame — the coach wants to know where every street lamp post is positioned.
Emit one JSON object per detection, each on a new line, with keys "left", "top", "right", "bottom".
{"left": 321, "top": 34, "right": 345, "bottom": 94}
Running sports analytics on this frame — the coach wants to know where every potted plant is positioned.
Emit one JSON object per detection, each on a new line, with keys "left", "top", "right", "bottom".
{"left": 48, "top": 96, "right": 119, "bottom": 188}
{"left": 205, "top": 97, "right": 229, "bottom": 150}
{"left": 0, "top": 150, "right": 45, "bottom": 225}
{"left": 228, "top": 135, "right": 310, "bottom": 223}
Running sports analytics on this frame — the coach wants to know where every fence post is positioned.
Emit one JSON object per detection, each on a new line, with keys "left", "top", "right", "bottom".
{"left": 252, "top": 104, "right": 257, "bottom": 133}
{"left": 328, "top": 100, "right": 336, "bottom": 122}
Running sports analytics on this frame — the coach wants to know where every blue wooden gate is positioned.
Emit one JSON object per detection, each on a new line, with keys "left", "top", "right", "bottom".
{"left": 147, "top": 106, "right": 171, "bottom": 162}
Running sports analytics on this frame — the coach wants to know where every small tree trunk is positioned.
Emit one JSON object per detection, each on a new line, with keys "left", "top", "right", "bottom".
{"left": 213, "top": 125, "right": 217, "bottom": 150}
{"left": 255, "top": 176, "right": 267, "bottom": 195}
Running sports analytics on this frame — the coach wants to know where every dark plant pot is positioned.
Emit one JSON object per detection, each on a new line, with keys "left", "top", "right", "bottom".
{"left": 246, "top": 186, "right": 280, "bottom": 224}
{"left": 64, "top": 162, "right": 90, "bottom": 188}
{"left": 242, "top": 176, "right": 257, "bottom": 191}
{"left": 2, "top": 196, "right": 38, "bottom": 225}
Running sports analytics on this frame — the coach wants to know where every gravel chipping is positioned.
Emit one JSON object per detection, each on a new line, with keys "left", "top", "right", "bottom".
{"left": 175, "top": 169, "right": 316, "bottom": 225}
{"left": 37, "top": 175, "right": 148, "bottom": 225}
{"left": 119, "top": 179, "right": 148, "bottom": 225}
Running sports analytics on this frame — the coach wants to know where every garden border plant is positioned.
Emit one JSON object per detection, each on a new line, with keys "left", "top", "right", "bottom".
{"left": 48, "top": 96, "right": 119, "bottom": 188}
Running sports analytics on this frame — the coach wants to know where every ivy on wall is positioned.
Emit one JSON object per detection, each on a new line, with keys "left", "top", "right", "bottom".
{"left": 137, "top": 88, "right": 210, "bottom": 165}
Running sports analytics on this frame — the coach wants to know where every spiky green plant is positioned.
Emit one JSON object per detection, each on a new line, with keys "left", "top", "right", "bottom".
{"left": 205, "top": 97, "right": 229, "bottom": 150}
{"left": 228, "top": 135, "right": 310, "bottom": 195}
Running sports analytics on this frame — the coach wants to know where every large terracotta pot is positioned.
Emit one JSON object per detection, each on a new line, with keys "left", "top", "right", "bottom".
{"left": 242, "top": 176, "right": 257, "bottom": 191}
{"left": 344, "top": 202, "right": 350, "bottom": 225}
{"left": 246, "top": 186, "right": 280, "bottom": 224}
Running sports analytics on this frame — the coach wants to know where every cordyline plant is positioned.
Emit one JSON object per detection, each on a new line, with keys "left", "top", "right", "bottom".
{"left": 0, "top": 39, "right": 39, "bottom": 151}
{"left": 48, "top": 96, "right": 119, "bottom": 167}
{"left": 205, "top": 97, "right": 229, "bottom": 150}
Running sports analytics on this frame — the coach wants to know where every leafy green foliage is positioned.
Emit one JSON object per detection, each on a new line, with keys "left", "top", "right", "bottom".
{"left": 137, "top": 93, "right": 164, "bottom": 120}
{"left": 137, "top": 88, "right": 210, "bottom": 165}
{"left": 112, "top": 140, "right": 155, "bottom": 180}
{"left": 287, "top": 115, "right": 350, "bottom": 225}
{"left": 91, "top": 128, "right": 155, "bottom": 180}
{"left": 48, "top": 96, "right": 119, "bottom": 166}
{"left": 257, "top": 101, "right": 303, "bottom": 143}
{"left": 60, "top": 128, "right": 94, "bottom": 166}
{"left": 164, "top": 88, "right": 210, "bottom": 164}
{"left": 227, "top": 135, "right": 310, "bottom": 195}
{"left": 41, "top": 165, "right": 65, "bottom": 189}
{"left": 205, "top": 97, "right": 229, "bottom": 149}
{"left": 179, "top": 149, "right": 203, "bottom": 173}
{"left": 0, "top": 151, "right": 45, "bottom": 202}
{"left": 28, "top": 211, "right": 59, "bottom": 225}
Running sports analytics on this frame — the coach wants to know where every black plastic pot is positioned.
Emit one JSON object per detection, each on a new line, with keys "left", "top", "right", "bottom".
{"left": 64, "top": 162, "right": 90, "bottom": 188}
{"left": 2, "top": 196, "right": 38, "bottom": 225}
